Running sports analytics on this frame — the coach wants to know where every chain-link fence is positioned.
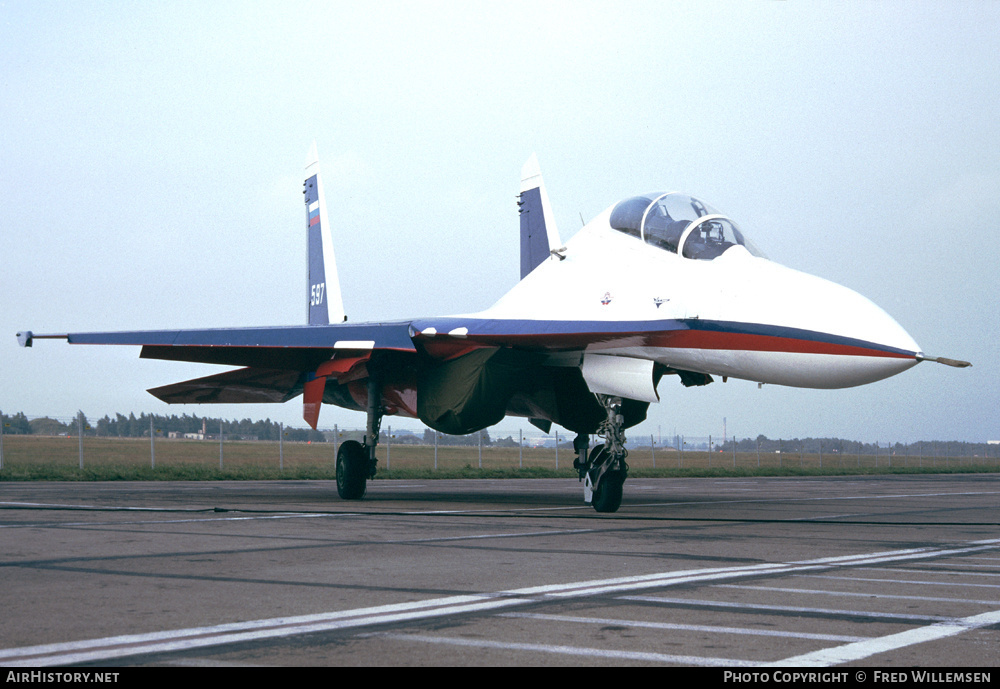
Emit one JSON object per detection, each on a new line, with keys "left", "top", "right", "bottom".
{"left": 1, "top": 410, "right": 997, "bottom": 473}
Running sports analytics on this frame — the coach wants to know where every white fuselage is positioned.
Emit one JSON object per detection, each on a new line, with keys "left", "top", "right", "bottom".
{"left": 471, "top": 205, "right": 921, "bottom": 389}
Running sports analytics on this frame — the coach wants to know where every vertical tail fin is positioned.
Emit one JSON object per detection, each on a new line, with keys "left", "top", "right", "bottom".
{"left": 303, "top": 141, "right": 346, "bottom": 325}
{"left": 518, "top": 153, "right": 562, "bottom": 279}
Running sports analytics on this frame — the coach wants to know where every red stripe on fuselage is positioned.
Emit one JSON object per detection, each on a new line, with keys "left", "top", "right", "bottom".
{"left": 647, "top": 330, "right": 914, "bottom": 359}
{"left": 418, "top": 328, "right": 914, "bottom": 360}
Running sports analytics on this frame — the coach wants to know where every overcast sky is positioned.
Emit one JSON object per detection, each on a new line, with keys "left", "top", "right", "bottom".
{"left": 2, "top": 1, "right": 997, "bottom": 444}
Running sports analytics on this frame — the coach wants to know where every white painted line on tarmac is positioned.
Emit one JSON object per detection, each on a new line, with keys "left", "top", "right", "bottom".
{"left": 361, "top": 632, "right": 759, "bottom": 666}
{"left": 618, "top": 595, "right": 953, "bottom": 623}
{"left": 914, "top": 562, "right": 1000, "bottom": 569}
{"left": 797, "top": 514, "right": 866, "bottom": 520}
{"left": 801, "top": 573, "right": 1000, "bottom": 588}
{"left": 498, "top": 612, "right": 870, "bottom": 642}
{"left": 0, "top": 594, "right": 534, "bottom": 667}
{"left": 767, "top": 609, "right": 1000, "bottom": 667}
{"left": 713, "top": 583, "right": 1000, "bottom": 606}
{"left": 0, "top": 501, "right": 181, "bottom": 511}
{"left": 401, "top": 528, "right": 596, "bottom": 543}
{"left": 2, "top": 537, "right": 998, "bottom": 666}
{"left": 866, "top": 565, "right": 1000, "bottom": 578}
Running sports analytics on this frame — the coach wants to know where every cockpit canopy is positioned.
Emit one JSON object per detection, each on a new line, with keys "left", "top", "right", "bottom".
{"left": 609, "top": 192, "right": 765, "bottom": 260}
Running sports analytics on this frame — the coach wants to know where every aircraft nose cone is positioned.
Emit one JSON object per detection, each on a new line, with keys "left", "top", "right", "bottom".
{"left": 820, "top": 279, "right": 920, "bottom": 356}
{"left": 783, "top": 270, "right": 921, "bottom": 387}
{"left": 711, "top": 261, "right": 922, "bottom": 388}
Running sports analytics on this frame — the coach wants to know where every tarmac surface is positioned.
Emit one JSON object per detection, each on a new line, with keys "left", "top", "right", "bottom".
{"left": 1, "top": 474, "right": 999, "bottom": 667}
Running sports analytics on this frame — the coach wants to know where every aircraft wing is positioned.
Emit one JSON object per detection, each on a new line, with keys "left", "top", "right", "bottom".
{"left": 59, "top": 322, "right": 414, "bottom": 349}
{"left": 20, "top": 315, "right": 671, "bottom": 433}
{"left": 18, "top": 322, "right": 417, "bottom": 428}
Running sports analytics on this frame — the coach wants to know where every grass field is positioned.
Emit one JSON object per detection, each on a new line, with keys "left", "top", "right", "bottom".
{"left": 1, "top": 435, "right": 996, "bottom": 481}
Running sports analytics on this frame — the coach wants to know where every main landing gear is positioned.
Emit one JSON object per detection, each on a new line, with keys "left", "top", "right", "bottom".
{"left": 336, "top": 440, "right": 370, "bottom": 499}
{"left": 337, "top": 368, "right": 382, "bottom": 500}
{"left": 574, "top": 395, "right": 629, "bottom": 513}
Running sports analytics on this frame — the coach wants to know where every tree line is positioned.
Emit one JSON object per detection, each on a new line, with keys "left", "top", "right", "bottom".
{"left": 720, "top": 435, "right": 995, "bottom": 458}
{"left": 1, "top": 411, "right": 324, "bottom": 443}
{"left": 3, "top": 411, "right": 990, "bottom": 455}
{"left": 0, "top": 411, "right": 510, "bottom": 446}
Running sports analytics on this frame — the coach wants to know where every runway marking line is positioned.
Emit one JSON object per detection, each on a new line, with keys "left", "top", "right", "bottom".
{"left": 865, "top": 564, "right": 1000, "bottom": 576}
{"left": 2, "top": 537, "right": 998, "bottom": 666}
{"left": 915, "top": 562, "right": 1000, "bottom": 569}
{"left": 796, "top": 570, "right": 1000, "bottom": 588}
{"left": 497, "top": 612, "right": 870, "bottom": 642}
{"left": 713, "top": 583, "right": 1000, "bottom": 606}
{"left": 360, "top": 605, "right": 1000, "bottom": 668}
{"left": 767, "top": 609, "right": 1000, "bottom": 667}
{"left": 619, "top": 595, "right": 955, "bottom": 623}
{"left": 358, "top": 632, "right": 759, "bottom": 666}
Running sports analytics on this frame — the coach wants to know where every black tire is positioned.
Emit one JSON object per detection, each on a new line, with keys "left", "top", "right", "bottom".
{"left": 592, "top": 469, "right": 624, "bottom": 513}
{"left": 336, "top": 440, "right": 367, "bottom": 500}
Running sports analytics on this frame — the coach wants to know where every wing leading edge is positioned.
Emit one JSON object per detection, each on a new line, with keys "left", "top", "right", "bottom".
{"left": 22, "top": 322, "right": 417, "bottom": 429}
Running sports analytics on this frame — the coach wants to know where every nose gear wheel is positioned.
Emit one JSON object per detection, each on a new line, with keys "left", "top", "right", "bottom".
{"left": 578, "top": 395, "right": 629, "bottom": 513}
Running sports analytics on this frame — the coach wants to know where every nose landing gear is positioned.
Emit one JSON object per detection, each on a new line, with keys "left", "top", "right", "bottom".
{"left": 577, "top": 395, "right": 628, "bottom": 513}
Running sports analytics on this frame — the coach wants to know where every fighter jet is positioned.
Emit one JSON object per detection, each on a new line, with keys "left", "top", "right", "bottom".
{"left": 18, "top": 145, "right": 969, "bottom": 512}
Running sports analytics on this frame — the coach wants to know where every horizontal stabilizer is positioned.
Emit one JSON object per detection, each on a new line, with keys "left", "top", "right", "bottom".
{"left": 148, "top": 368, "right": 305, "bottom": 404}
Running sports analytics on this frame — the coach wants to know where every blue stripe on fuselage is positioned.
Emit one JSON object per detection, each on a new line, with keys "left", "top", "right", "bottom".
{"left": 409, "top": 317, "right": 916, "bottom": 358}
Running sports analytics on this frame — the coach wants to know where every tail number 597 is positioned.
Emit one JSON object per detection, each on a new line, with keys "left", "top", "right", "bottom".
{"left": 310, "top": 282, "right": 326, "bottom": 306}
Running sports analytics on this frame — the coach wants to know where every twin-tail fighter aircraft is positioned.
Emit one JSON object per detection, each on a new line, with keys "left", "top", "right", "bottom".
{"left": 18, "top": 144, "right": 970, "bottom": 512}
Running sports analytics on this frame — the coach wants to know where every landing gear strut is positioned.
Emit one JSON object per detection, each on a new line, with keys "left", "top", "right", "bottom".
{"left": 576, "top": 395, "right": 628, "bottom": 513}
{"left": 337, "top": 366, "right": 382, "bottom": 500}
